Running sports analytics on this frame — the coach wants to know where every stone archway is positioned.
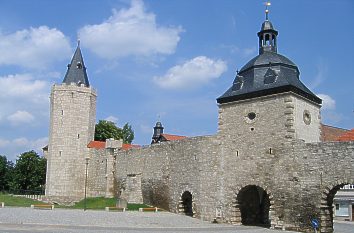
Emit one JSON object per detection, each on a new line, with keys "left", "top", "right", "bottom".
{"left": 320, "top": 182, "right": 351, "bottom": 233}
{"left": 178, "top": 191, "right": 194, "bottom": 217}
{"left": 233, "top": 185, "right": 271, "bottom": 228}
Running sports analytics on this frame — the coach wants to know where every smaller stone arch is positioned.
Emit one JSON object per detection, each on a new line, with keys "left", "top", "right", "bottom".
{"left": 231, "top": 184, "right": 274, "bottom": 228}
{"left": 320, "top": 179, "right": 354, "bottom": 233}
{"left": 178, "top": 190, "right": 196, "bottom": 217}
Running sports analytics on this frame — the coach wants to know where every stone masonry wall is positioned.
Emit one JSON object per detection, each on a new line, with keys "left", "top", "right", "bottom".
{"left": 292, "top": 95, "right": 321, "bottom": 142}
{"left": 115, "top": 136, "right": 220, "bottom": 221}
{"left": 87, "top": 148, "right": 107, "bottom": 197}
{"left": 112, "top": 90, "right": 353, "bottom": 233}
{"left": 46, "top": 83, "right": 96, "bottom": 202}
{"left": 114, "top": 132, "right": 353, "bottom": 232}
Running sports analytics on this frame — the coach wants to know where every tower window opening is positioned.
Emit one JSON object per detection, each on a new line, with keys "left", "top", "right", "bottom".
{"left": 248, "top": 112, "right": 256, "bottom": 120}
{"left": 265, "top": 34, "right": 270, "bottom": 46}
{"left": 77, "top": 134, "right": 80, "bottom": 139}
{"left": 105, "top": 159, "right": 108, "bottom": 175}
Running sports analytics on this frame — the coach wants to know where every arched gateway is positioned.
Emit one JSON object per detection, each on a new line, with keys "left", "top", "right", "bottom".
{"left": 320, "top": 181, "right": 354, "bottom": 233}
{"left": 178, "top": 191, "right": 194, "bottom": 217}
{"left": 233, "top": 185, "right": 272, "bottom": 227}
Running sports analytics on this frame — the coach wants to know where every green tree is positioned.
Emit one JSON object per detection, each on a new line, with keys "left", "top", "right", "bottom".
{"left": 122, "top": 123, "right": 134, "bottom": 144}
{"left": 94, "top": 120, "right": 122, "bottom": 141}
{"left": 10, "top": 151, "right": 46, "bottom": 192}
{"left": 94, "top": 120, "right": 134, "bottom": 143}
{"left": 0, "top": 155, "right": 8, "bottom": 190}
{"left": 0, "top": 155, "right": 13, "bottom": 191}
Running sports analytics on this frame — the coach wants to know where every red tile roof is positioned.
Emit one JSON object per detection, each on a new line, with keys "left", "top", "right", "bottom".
{"left": 321, "top": 124, "right": 349, "bottom": 142}
{"left": 161, "top": 134, "right": 187, "bottom": 141}
{"left": 88, "top": 141, "right": 141, "bottom": 150}
{"left": 87, "top": 141, "right": 105, "bottom": 149}
{"left": 122, "top": 144, "right": 141, "bottom": 150}
{"left": 336, "top": 129, "right": 354, "bottom": 141}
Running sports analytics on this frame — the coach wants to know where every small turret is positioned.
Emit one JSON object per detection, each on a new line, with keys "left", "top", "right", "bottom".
{"left": 151, "top": 121, "right": 164, "bottom": 144}
{"left": 257, "top": 2, "right": 278, "bottom": 54}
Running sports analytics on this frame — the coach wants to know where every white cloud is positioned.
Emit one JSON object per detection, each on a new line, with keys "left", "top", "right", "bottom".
{"left": 105, "top": 115, "right": 118, "bottom": 123}
{"left": 7, "top": 110, "right": 35, "bottom": 125}
{"left": 0, "top": 74, "right": 48, "bottom": 99}
{"left": 317, "top": 94, "right": 336, "bottom": 110}
{"left": 0, "top": 26, "right": 71, "bottom": 69}
{"left": 154, "top": 56, "right": 227, "bottom": 90}
{"left": 0, "top": 73, "right": 50, "bottom": 127}
{"left": 78, "top": 0, "right": 182, "bottom": 59}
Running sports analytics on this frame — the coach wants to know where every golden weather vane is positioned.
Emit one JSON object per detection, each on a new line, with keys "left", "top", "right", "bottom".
{"left": 265, "top": 1, "right": 271, "bottom": 20}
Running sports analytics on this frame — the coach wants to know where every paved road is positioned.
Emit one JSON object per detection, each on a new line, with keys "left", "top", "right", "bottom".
{"left": 0, "top": 207, "right": 352, "bottom": 233}
{"left": 334, "top": 221, "right": 354, "bottom": 233}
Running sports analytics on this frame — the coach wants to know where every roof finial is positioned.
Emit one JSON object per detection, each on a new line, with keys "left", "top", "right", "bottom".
{"left": 265, "top": 1, "right": 271, "bottom": 21}
{"left": 77, "top": 38, "right": 80, "bottom": 47}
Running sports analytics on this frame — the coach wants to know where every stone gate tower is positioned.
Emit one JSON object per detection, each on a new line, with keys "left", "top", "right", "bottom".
{"left": 217, "top": 15, "right": 322, "bottom": 145}
{"left": 45, "top": 44, "right": 96, "bottom": 203}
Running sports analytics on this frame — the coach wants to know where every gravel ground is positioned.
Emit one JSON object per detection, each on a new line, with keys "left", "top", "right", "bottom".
{"left": 0, "top": 207, "right": 301, "bottom": 233}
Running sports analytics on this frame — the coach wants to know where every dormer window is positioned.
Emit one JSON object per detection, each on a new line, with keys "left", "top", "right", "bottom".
{"left": 76, "top": 62, "right": 82, "bottom": 69}
{"left": 264, "top": 67, "right": 278, "bottom": 84}
{"left": 232, "top": 75, "right": 244, "bottom": 91}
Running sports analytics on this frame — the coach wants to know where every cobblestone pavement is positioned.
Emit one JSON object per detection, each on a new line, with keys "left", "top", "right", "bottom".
{"left": 0, "top": 207, "right": 350, "bottom": 233}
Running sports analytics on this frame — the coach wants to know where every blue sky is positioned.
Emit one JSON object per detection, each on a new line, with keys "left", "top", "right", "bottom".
{"left": 0, "top": 0, "right": 353, "bottom": 161}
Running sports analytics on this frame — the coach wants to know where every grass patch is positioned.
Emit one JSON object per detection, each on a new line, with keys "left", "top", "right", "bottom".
{"left": 0, "top": 193, "right": 49, "bottom": 207}
{"left": 63, "top": 197, "right": 116, "bottom": 209}
{"left": 57, "top": 197, "right": 151, "bottom": 210}
{"left": 0, "top": 194, "right": 152, "bottom": 211}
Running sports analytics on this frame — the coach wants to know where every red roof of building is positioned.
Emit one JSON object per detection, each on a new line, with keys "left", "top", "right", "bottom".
{"left": 321, "top": 124, "right": 349, "bottom": 142}
{"left": 87, "top": 141, "right": 105, "bottom": 149}
{"left": 87, "top": 141, "right": 141, "bottom": 150}
{"left": 122, "top": 144, "right": 141, "bottom": 150}
{"left": 161, "top": 134, "right": 187, "bottom": 141}
{"left": 336, "top": 129, "right": 354, "bottom": 142}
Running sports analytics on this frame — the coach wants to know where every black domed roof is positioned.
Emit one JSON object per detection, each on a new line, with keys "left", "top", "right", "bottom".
{"left": 217, "top": 18, "right": 321, "bottom": 105}
{"left": 240, "top": 51, "right": 297, "bottom": 73}
{"left": 155, "top": 122, "right": 163, "bottom": 127}
{"left": 260, "top": 20, "right": 275, "bottom": 31}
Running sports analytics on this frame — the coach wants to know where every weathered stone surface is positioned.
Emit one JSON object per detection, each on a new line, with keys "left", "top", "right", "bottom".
{"left": 45, "top": 83, "right": 96, "bottom": 201}
{"left": 45, "top": 61, "right": 353, "bottom": 233}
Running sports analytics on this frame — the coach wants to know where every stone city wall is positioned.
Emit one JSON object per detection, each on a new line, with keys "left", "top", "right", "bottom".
{"left": 115, "top": 135, "right": 220, "bottom": 220}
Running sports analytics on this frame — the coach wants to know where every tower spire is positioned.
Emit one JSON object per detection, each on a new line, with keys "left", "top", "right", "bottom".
{"left": 265, "top": 1, "right": 271, "bottom": 21}
{"left": 62, "top": 43, "right": 90, "bottom": 87}
{"left": 257, "top": 2, "right": 278, "bottom": 54}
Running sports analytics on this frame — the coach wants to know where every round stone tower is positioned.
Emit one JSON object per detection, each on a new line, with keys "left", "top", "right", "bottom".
{"left": 45, "top": 44, "right": 97, "bottom": 203}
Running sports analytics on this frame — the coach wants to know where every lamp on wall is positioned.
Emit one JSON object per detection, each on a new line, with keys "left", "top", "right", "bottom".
{"left": 84, "top": 157, "right": 90, "bottom": 211}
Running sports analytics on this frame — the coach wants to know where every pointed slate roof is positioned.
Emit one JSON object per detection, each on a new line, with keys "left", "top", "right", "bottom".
{"left": 62, "top": 44, "right": 90, "bottom": 87}
{"left": 217, "top": 18, "right": 321, "bottom": 105}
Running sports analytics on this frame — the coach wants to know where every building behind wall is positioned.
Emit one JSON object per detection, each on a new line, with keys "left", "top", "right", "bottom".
{"left": 334, "top": 184, "right": 354, "bottom": 221}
